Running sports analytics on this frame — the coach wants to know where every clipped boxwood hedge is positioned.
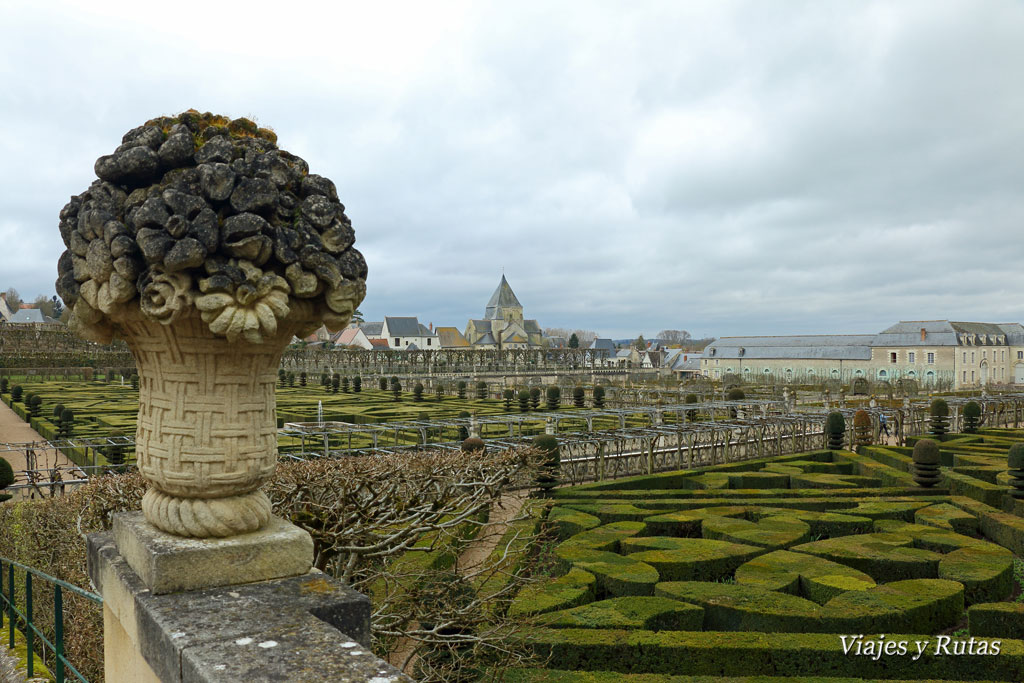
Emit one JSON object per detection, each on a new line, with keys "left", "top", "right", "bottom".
{"left": 700, "top": 515, "right": 810, "bottom": 550}
{"left": 734, "top": 549, "right": 875, "bottom": 605}
{"left": 509, "top": 568, "right": 596, "bottom": 617}
{"left": 549, "top": 506, "right": 602, "bottom": 540}
{"left": 522, "top": 628, "right": 1024, "bottom": 679}
{"left": 620, "top": 537, "right": 763, "bottom": 582}
{"left": 555, "top": 547, "right": 659, "bottom": 597}
{"left": 536, "top": 596, "right": 704, "bottom": 631}
{"left": 790, "top": 532, "right": 941, "bottom": 580}
{"left": 914, "top": 502, "right": 979, "bottom": 534}
{"left": 969, "top": 602, "right": 1024, "bottom": 639}
{"left": 558, "top": 521, "right": 648, "bottom": 553}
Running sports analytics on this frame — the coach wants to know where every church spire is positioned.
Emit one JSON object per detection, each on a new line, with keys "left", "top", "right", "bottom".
{"left": 484, "top": 275, "right": 522, "bottom": 320}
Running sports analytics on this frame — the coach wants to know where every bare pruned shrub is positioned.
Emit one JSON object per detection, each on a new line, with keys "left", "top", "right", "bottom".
{"left": 0, "top": 447, "right": 546, "bottom": 681}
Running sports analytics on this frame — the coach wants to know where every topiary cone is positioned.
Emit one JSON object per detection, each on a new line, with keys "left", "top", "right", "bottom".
{"left": 532, "top": 434, "right": 560, "bottom": 495}
{"left": 963, "top": 401, "right": 981, "bottom": 434}
{"left": 912, "top": 438, "right": 942, "bottom": 488}
{"left": 852, "top": 409, "right": 873, "bottom": 447}
{"left": 825, "top": 411, "right": 845, "bottom": 450}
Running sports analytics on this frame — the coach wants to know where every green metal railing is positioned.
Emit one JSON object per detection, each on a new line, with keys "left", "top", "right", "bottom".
{"left": 0, "top": 557, "right": 102, "bottom": 682}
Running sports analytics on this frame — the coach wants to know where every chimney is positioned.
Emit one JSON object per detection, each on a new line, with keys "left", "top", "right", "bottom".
{"left": 920, "top": 328, "right": 926, "bottom": 341}
{"left": 429, "top": 322, "right": 433, "bottom": 331}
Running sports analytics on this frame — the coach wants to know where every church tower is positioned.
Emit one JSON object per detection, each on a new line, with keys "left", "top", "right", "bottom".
{"left": 484, "top": 275, "right": 524, "bottom": 324}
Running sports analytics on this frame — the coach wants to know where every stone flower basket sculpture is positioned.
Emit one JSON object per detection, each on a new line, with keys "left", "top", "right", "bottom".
{"left": 56, "top": 111, "right": 366, "bottom": 538}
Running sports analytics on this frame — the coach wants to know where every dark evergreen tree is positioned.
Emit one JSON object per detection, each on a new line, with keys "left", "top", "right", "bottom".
{"left": 530, "top": 387, "right": 541, "bottom": 410}
{"left": 593, "top": 385, "right": 605, "bottom": 409}
{"left": 353, "top": 376, "right": 362, "bottom": 393}
{"left": 341, "top": 376, "right": 350, "bottom": 393}
{"left": 299, "top": 371, "right": 307, "bottom": 387}
{"left": 457, "top": 381, "right": 467, "bottom": 399}
{"left": 413, "top": 382, "right": 424, "bottom": 401}
{"left": 568, "top": 333, "right": 579, "bottom": 348}
{"left": 379, "top": 377, "right": 388, "bottom": 391}
{"left": 391, "top": 377, "right": 402, "bottom": 401}
{"left": 331, "top": 375, "right": 340, "bottom": 393}
{"left": 503, "top": 389, "right": 515, "bottom": 410}
{"left": 476, "top": 381, "right": 487, "bottom": 400}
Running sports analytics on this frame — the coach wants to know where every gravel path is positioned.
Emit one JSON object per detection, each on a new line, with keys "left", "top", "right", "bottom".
{"left": 0, "top": 400, "right": 80, "bottom": 496}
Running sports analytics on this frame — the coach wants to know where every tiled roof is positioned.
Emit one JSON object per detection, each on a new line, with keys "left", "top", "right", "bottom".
{"left": 435, "top": 327, "right": 470, "bottom": 347}
{"left": 474, "top": 332, "right": 497, "bottom": 346}
{"left": 7, "top": 309, "right": 46, "bottom": 324}
{"left": 361, "top": 322, "right": 384, "bottom": 336}
{"left": 705, "top": 335, "right": 874, "bottom": 360}
{"left": 384, "top": 317, "right": 423, "bottom": 337}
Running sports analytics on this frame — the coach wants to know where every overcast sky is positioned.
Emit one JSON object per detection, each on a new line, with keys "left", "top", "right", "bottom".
{"left": 2, "top": 1, "right": 1023, "bottom": 339}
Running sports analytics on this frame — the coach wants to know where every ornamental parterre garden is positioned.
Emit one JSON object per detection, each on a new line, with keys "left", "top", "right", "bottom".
{"left": 504, "top": 431, "right": 1024, "bottom": 682}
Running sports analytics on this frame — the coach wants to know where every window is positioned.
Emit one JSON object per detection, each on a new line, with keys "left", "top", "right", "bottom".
{"left": 908, "top": 352, "right": 915, "bottom": 363}
{"left": 963, "top": 371, "right": 967, "bottom": 382}
{"left": 971, "top": 371, "right": 975, "bottom": 382}
{"left": 963, "top": 352, "right": 967, "bottom": 363}
{"left": 890, "top": 352, "right": 897, "bottom": 364}
{"left": 927, "top": 352, "right": 935, "bottom": 364}
{"left": 394, "top": 338, "right": 400, "bottom": 345}
{"left": 427, "top": 338, "right": 432, "bottom": 346}
{"left": 971, "top": 352, "right": 975, "bottom": 363}
{"left": 1019, "top": 351, "right": 1023, "bottom": 360}
{"left": 983, "top": 350, "right": 987, "bottom": 359}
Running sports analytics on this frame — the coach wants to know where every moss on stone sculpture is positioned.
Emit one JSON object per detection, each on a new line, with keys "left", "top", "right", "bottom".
{"left": 56, "top": 110, "right": 366, "bottom": 346}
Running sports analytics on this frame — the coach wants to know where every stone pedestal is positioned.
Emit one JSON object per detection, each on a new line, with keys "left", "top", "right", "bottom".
{"left": 113, "top": 512, "right": 315, "bottom": 594}
{"left": 89, "top": 518, "right": 408, "bottom": 682}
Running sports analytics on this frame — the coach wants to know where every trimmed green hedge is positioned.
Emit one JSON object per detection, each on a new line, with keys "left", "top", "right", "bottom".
{"left": 509, "top": 568, "right": 596, "bottom": 617}
{"left": 700, "top": 515, "right": 810, "bottom": 550}
{"left": 791, "top": 533, "right": 941, "bottom": 581}
{"left": 504, "top": 672, "right": 1011, "bottom": 683}
{"left": 522, "top": 629, "right": 1024, "bottom": 679}
{"left": 734, "top": 549, "right": 875, "bottom": 605}
{"left": 945, "top": 471, "right": 1012, "bottom": 509}
{"left": 969, "top": 602, "right": 1024, "bottom": 639}
{"left": 914, "top": 502, "right": 979, "bottom": 534}
{"left": 620, "top": 537, "right": 763, "bottom": 582}
{"left": 558, "top": 521, "right": 648, "bottom": 553}
{"left": 549, "top": 506, "right": 602, "bottom": 540}
{"left": 555, "top": 547, "right": 659, "bottom": 597}
{"left": 537, "top": 596, "right": 704, "bottom": 631}
{"left": 950, "top": 496, "right": 1024, "bottom": 556}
